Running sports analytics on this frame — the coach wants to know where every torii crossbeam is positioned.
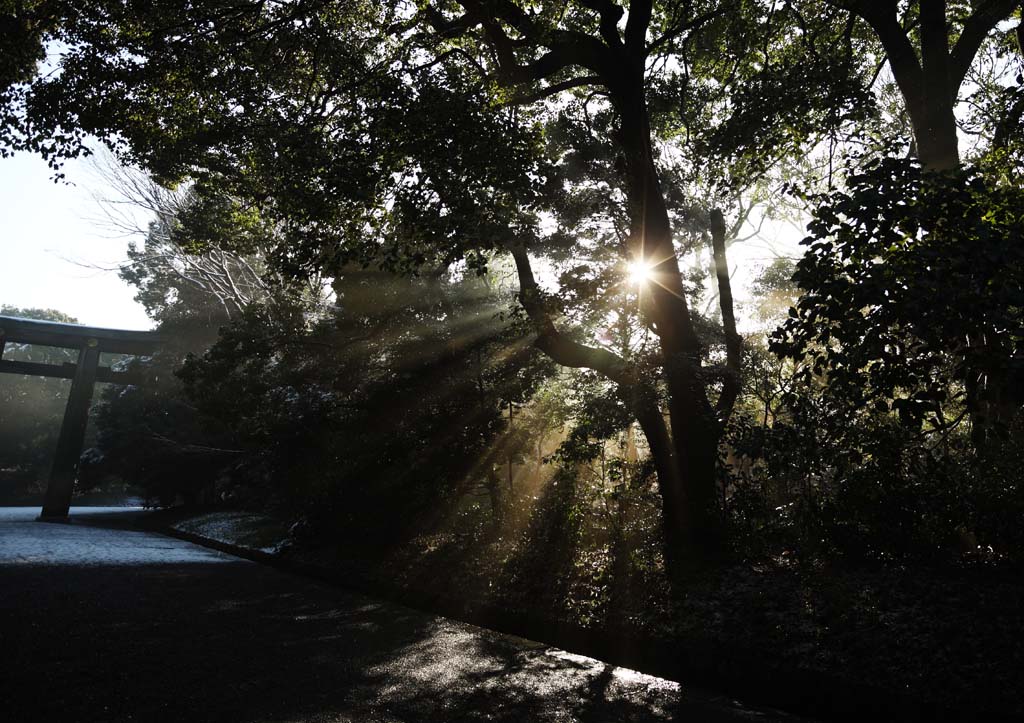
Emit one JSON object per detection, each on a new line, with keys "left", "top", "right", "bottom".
{"left": 0, "top": 315, "right": 161, "bottom": 520}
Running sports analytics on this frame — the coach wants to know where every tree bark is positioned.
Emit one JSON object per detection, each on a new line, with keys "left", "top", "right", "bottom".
{"left": 837, "top": 0, "right": 1018, "bottom": 170}
{"left": 917, "top": 0, "right": 960, "bottom": 170}
{"left": 627, "top": 384, "right": 698, "bottom": 575}
{"left": 511, "top": 237, "right": 719, "bottom": 561}
{"left": 609, "top": 67, "right": 723, "bottom": 553}
{"left": 456, "top": 0, "right": 727, "bottom": 562}
{"left": 710, "top": 208, "right": 742, "bottom": 418}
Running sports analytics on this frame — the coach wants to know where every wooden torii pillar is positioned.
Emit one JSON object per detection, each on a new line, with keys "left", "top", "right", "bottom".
{"left": 0, "top": 315, "right": 160, "bottom": 521}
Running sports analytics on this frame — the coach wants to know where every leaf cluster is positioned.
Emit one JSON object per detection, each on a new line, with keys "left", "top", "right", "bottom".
{"left": 772, "top": 158, "right": 1024, "bottom": 429}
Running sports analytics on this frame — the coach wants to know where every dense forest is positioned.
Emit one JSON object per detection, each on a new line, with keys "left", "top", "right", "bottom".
{"left": 2, "top": 1, "right": 1024, "bottom": 716}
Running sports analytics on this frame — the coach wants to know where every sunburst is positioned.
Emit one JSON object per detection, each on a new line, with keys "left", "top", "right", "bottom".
{"left": 626, "top": 259, "right": 653, "bottom": 285}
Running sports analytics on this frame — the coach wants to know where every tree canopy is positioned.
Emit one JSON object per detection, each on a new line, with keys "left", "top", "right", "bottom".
{"left": 3, "top": 0, "right": 1022, "bottom": 571}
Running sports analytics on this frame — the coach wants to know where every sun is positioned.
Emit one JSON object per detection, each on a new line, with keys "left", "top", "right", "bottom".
{"left": 626, "top": 259, "right": 653, "bottom": 285}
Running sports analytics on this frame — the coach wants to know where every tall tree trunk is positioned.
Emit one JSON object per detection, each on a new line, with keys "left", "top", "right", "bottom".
{"left": 470, "top": 0, "right": 738, "bottom": 567}
{"left": 611, "top": 73, "right": 722, "bottom": 554}
{"left": 917, "top": 0, "right": 960, "bottom": 170}
{"left": 840, "top": 0, "right": 1019, "bottom": 168}
{"left": 628, "top": 386, "right": 692, "bottom": 577}
{"left": 838, "top": 0, "right": 1024, "bottom": 450}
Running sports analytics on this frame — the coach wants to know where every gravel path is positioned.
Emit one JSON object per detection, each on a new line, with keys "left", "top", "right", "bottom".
{"left": 0, "top": 507, "right": 800, "bottom": 723}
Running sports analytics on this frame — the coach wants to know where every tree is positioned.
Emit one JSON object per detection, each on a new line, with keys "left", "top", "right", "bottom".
{"left": 820, "top": 0, "right": 1021, "bottom": 169}
{"left": 0, "top": 1, "right": 56, "bottom": 161}
{"left": 402, "top": 0, "right": 872, "bottom": 559}
{"left": 83, "top": 157, "right": 334, "bottom": 351}
{"left": 0, "top": 1, "right": 882, "bottom": 568}
{"left": 769, "top": 2, "right": 1024, "bottom": 448}
{"left": 772, "top": 158, "right": 1024, "bottom": 448}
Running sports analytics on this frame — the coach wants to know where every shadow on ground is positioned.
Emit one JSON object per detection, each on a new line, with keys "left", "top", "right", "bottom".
{"left": 0, "top": 508, "right": 790, "bottom": 723}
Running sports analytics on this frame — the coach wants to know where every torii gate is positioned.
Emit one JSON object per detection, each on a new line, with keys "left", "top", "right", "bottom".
{"left": 0, "top": 315, "right": 160, "bottom": 521}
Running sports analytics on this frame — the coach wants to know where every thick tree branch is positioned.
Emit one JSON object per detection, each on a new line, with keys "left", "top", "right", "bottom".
{"left": 509, "top": 245, "right": 677, "bottom": 487}
{"left": 509, "top": 246, "right": 630, "bottom": 384}
{"left": 709, "top": 209, "right": 741, "bottom": 420}
{"left": 424, "top": 6, "right": 479, "bottom": 38}
{"left": 828, "top": 1, "right": 926, "bottom": 119}
{"left": 423, "top": 2, "right": 616, "bottom": 91}
{"left": 489, "top": 0, "right": 540, "bottom": 37}
{"left": 500, "top": 75, "right": 603, "bottom": 105}
{"left": 470, "top": 8, "right": 610, "bottom": 83}
{"left": 577, "top": 0, "right": 625, "bottom": 50}
{"left": 835, "top": 0, "right": 1014, "bottom": 106}
{"left": 516, "top": 44, "right": 602, "bottom": 81}
{"left": 625, "top": 0, "right": 653, "bottom": 51}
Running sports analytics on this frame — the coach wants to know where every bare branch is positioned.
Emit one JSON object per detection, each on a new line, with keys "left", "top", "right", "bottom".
{"left": 949, "top": 0, "right": 1019, "bottom": 94}
{"left": 499, "top": 75, "right": 602, "bottom": 105}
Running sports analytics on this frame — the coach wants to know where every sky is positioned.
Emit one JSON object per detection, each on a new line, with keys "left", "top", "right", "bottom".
{"left": 0, "top": 148, "right": 154, "bottom": 330}
{"left": 0, "top": 142, "right": 803, "bottom": 336}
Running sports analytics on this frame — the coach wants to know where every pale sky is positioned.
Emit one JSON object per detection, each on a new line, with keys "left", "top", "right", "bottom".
{"left": 0, "top": 143, "right": 802, "bottom": 336}
{"left": 0, "top": 148, "right": 154, "bottom": 330}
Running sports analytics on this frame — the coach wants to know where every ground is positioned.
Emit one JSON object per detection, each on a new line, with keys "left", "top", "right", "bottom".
{"left": 0, "top": 507, "right": 798, "bottom": 723}
{"left": 162, "top": 505, "right": 1024, "bottom": 721}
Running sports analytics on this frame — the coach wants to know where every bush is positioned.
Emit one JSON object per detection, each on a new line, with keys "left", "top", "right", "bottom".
{"left": 725, "top": 400, "right": 1024, "bottom": 566}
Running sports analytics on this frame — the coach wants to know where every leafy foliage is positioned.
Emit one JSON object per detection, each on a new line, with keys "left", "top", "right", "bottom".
{"left": 720, "top": 159, "right": 1024, "bottom": 564}
{"left": 726, "top": 392, "right": 1024, "bottom": 564}
{"left": 773, "top": 159, "right": 1024, "bottom": 437}
{"left": 5, "top": 1, "right": 1023, "bottom": 574}
{"left": 89, "top": 267, "right": 557, "bottom": 529}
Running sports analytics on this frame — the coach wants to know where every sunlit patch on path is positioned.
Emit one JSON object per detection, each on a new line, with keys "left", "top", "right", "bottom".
{"left": 0, "top": 506, "right": 234, "bottom": 566}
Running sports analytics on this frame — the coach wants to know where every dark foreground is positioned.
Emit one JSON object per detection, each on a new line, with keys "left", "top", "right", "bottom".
{"left": 0, "top": 507, "right": 796, "bottom": 723}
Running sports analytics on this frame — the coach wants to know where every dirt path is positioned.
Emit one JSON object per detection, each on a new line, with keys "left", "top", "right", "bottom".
{"left": 0, "top": 507, "right": 800, "bottom": 723}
